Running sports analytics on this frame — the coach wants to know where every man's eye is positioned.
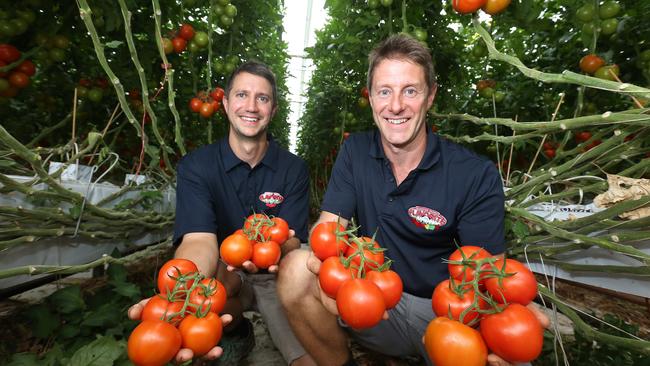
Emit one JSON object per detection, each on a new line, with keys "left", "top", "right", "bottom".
{"left": 404, "top": 88, "right": 418, "bottom": 97}
{"left": 258, "top": 96, "right": 270, "bottom": 103}
{"left": 377, "top": 89, "right": 390, "bottom": 97}
{"left": 236, "top": 92, "right": 246, "bottom": 98}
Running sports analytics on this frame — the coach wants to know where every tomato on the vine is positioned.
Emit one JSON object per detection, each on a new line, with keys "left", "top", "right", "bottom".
{"left": 310, "top": 221, "right": 348, "bottom": 261}
{"left": 480, "top": 303, "right": 543, "bottom": 363}
{"left": 178, "top": 23, "right": 195, "bottom": 41}
{"left": 141, "top": 296, "right": 185, "bottom": 324}
{"left": 424, "top": 317, "right": 487, "bottom": 366}
{"left": 251, "top": 240, "right": 281, "bottom": 269}
{"left": 220, "top": 232, "right": 253, "bottom": 267}
{"left": 366, "top": 269, "right": 403, "bottom": 309}
{"left": 452, "top": 0, "right": 487, "bottom": 14}
{"left": 189, "top": 278, "right": 227, "bottom": 314}
{"left": 8, "top": 71, "right": 29, "bottom": 89}
{"left": 543, "top": 148, "right": 556, "bottom": 159}
{"left": 482, "top": 0, "right": 511, "bottom": 15}
{"left": 484, "top": 258, "right": 537, "bottom": 305}
{"left": 574, "top": 131, "right": 592, "bottom": 143}
{"left": 336, "top": 278, "right": 386, "bottom": 329}
{"left": 594, "top": 64, "right": 619, "bottom": 81}
{"left": 210, "top": 87, "right": 225, "bottom": 102}
{"left": 319, "top": 256, "right": 355, "bottom": 299}
{"left": 579, "top": 54, "right": 605, "bottom": 74}
{"left": 345, "top": 237, "right": 385, "bottom": 272}
{"left": 263, "top": 217, "right": 290, "bottom": 244}
{"left": 189, "top": 97, "right": 202, "bottom": 112}
{"left": 16, "top": 60, "right": 36, "bottom": 76}
{"left": 199, "top": 102, "right": 215, "bottom": 118}
{"left": 431, "top": 279, "right": 486, "bottom": 325}
{"left": 178, "top": 312, "right": 223, "bottom": 357}
{"left": 157, "top": 258, "right": 199, "bottom": 294}
{"left": 599, "top": 1, "right": 621, "bottom": 19}
{"left": 172, "top": 37, "right": 187, "bottom": 53}
{"left": 0, "top": 44, "right": 20, "bottom": 63}
{"left": 360, "top": 86, "right": 369, "bottom": 99}
{"left": 447, "top": 246, "right": 492, "bottom": 283}
{"left": 128, "top": 320, "right": 181, "bottom": 366}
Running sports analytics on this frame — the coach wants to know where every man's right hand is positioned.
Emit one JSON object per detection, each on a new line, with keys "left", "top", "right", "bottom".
{"left": 128, "top": 297, "right": 232, "bottom": 363}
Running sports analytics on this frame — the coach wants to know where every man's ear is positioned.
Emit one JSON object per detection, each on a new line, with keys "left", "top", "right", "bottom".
{"left": 427, "top": 83, "right": 438, "bottom": 109}
{"left": 222, "top": 96, "right": 229, "bottom": 112}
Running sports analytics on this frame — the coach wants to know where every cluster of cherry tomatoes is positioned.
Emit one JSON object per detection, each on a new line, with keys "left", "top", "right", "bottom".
{"left": 310, "top": 221, "right": 403, "bottom": 329}
{"left": 579, "top": 54, "right": 620, "bottom": 81}
{"left": 162, "top": 23, "right": 209, "bottom": 55}
{"left": 424, "top": 246, "right": 543, "bottom": 366}
{"left": 76, "top": 77, "right": 110, "bottom": 103}
{"left": 0, "top": 44, "right": 36, "bottom": 98}
{"left": 128, "top": 259, "right": 226, "bottom": 366}
{"left": 219, "top": 213, "right": 290, "bottom": 269}
{"left": 476, "top": 79, "right": 505, "bottom": 103}
{"left": 575, "top": 1, "right": 622, "bottom": 41}
{"left": 189, "top": 87, "right": 225, "bottom": 118}
{"left": 452, "top": 0, "right": 512, "bottom": 16}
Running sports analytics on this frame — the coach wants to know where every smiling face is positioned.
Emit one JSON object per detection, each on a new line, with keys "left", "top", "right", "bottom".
{"left": 368, "top": 58, "right": 436, "bottom": 150}
{"left": 223, "top": 71, "right": 277, "bottom": 141}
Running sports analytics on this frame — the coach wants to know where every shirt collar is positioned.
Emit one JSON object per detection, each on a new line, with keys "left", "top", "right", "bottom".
{"left": 368, "top": 128, "right": 440, "bottom": 171}
{"left": 221, "top": 135, "right": 279, "bottom": 172}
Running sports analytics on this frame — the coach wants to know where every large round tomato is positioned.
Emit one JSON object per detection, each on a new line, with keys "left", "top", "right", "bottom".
{"left": 579, "top": 54, "right": 605, "bottom": 74}
{"left": 336, "top": 278, "right": 386, "bottom": 329}
{"left": 141, "top": 296, "right": 185, "bottom": 324}
{"left": 345, "top": 237, "right": 385, "bottom": 272}
{"left": 310, "top": 221, "right": 348, "bottom": 261}
{"left": 263, "top": 217, "right": 289, "bottom": 244}
{"left": 366, "top": 269, "right": 403, "bottom": 309}
{"left": 452, "top": 0, "right": 487, "bottom": 14}
{"left": 431, "top": 279, "right": 486, "bottom": 325}
{"left": 485, "top": 258, "right": 537, "bottom": 305}
{"left": 482, "top": 0, "right": 511, "bottom": 15}
{"left": 251, "top": 240, "right": 281, "bottom": 269}
{"left": 178, "top": 312, "right": 223, "bottom": 356}
{"left": 480, "top": 303, "right": 543, "bottom": 363}
{"left": 189, "top": 278, "right": 227, "bottom": 314}
{"left": 220, "top": 232, "right": 253, "bottom": 267}
{"left": 157, "top": 258, "right": 199, "bottom": 294}
{"left": 424, "top": 317, "right": 487, "bottom": 366}
{"left": 319, "top": 256, "right": 355, "bottom": 299}
{"left": 448, "top": 246, "right": 492, "bottom": 283}
{"left": 128, "top": 320, "right": 182, "bottom": 366}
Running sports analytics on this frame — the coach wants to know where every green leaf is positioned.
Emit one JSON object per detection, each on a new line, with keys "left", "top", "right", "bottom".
{"left": 47, "top": 285, "right": 86, "bottom": 314}
{"left": 107, "top": 263, "right": 128, "bottom": 284}
{"left": 6, "top": 353, "right": 40, "bottom": 366}
{"left": 68, "top": 336, "right": 124, "bottom": 366}
{"left": 81, "top": 302, "right": 123, "bottom": 328}
{"left": 104, "top": 41, "right": 123, "bottom": 49}
{"left": 59, "top": 323, "right": 81, "bottom": 339}
{"left": 112, "top": 281, "right": 141, "bottom": 298}
{"left": 512, "top": 220, "right": 530, "bottom": 239}
{"left": 69, "top": 204, "right": 81, "bottom": 219}
{"left": 23, "top": 304, "right": 59, "bottom": 339}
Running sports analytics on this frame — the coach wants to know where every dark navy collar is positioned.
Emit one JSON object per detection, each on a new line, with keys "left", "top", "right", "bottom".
{"left": 368, "top": 128, "right": 440, "bottom": 171}
{"left": 221, "top": 135, "right": 278, "bottom": 172}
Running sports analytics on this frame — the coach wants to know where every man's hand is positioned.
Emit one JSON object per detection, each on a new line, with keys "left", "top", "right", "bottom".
{"left": 128, "top": 298, "right": 233, "bottom": 363}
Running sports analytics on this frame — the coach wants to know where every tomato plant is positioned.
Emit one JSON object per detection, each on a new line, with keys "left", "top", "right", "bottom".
{"left": 220, "top": 232, "right": 253, "bottom": 267}
{"left": 251, "top": 240, "right": 281, "bottom": 269}
{"left": 189, "top": 278, "right": 227, "bottom": 314}
{"left": 157, "top": 258, "right": 199, "bottom": 294}
{"left": 178, "top": 312, "right": 223, "bottom": 357}
{"left": 366, "top": 269, "right": 403, "bottom": 309}
{"left": 424, "top": 317, "right": 487, "bottom": 366}
{"left": 484, "top": 258, "right": 537, "bottom": 305}
{"left": 310, "top": 221, "right": 348, "bottom": 261}
{"left": 480, "top": 303, "right": 543, "bottom": 363}
{"left": 336, "top": 278, "right": 386, "bottom": 329}
{"left": 448, "top": 246, "right": 492, "bottom": 283}
{"left": 431, "top": 279, "right": 486, "bottom": 325}
{"left": 127, "top": 320, "right": 182, "bottom": 366}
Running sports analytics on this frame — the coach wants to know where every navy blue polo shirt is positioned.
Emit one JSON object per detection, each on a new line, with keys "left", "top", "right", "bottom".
{"left": 321, "top": 130, "right": 505, "bottom": 298}
{"left": 173, "top": 136, "right": 309, "bottom": 246}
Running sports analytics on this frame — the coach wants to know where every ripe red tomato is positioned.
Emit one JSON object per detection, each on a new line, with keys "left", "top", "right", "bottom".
{"left": 424, "top": 317, "right": 487, "bottom": 366}
{"left": 574, "top": 131, "right": 592, "bottom": 143}
{"left": 220, "top": 233, "right": 253, "bottom": 267}
{"left": 178, "top": 23, "right": 195, "bottom": 41}
{"left": 431, "top": 279, "right": 486, "bottom": 325}
{"left": 583, "top": 139, "right": 602, "bottom": 152}
{"left": 480, "top": 303, "right": 543, "bottom": 363}
{"left": 579, "top": 54, "right": 605, "bottom": 74}
{"left": 484, "top": 258, "right": 537, "bottom": 305}
{"left": 263, "top": 217, "right": 290, "bottom": 244}
{"left": 366, "top": 269, "right": 403, "bottom": 309}
{"left": 543, "top": 148, "right": 556, "bottom": 159}
{"left": 447, "top": 246, "right": 492, "bottom": 283}
{"left": 210, "top": 87, "right": 225, "bottom": 102}
{"left": 336, "top": 278, "right": 386, "bottom": 329}
{"left": 172, "top": 37, "right": 187, "bottom": 53}
{"left": 345, "top": 236, "right": 385, "bottom": 272}
{"left": 476, "top": 79, "right": 496, "bottom": 91}
{"left": 210, "top": 99, "right": 221, "bottom": 113}
{"left": 128, "top": 320, "right": 182, "bottom": 366}
{"left": 452, "top": 0, "right": 487, "bottom": 14}
{"left": 0, "top": 44, "right": 21, "bottom": 63}
{"left": 189, "top": 97, "right": 202, "bottom": 112}
{"left": 482, "top": 0, "right": 511, "bottom": 15}
{"left": 244, "top": 213, "right": 269, "bottom": 234}
{"left": 8, "top": 71, "right": 29, "bottom": 89}
{"left": 199, "top": 102, "right": 215, "bottom": 118}
{"left": 319, "top": 256, "right": 355, "bottom": 299}
{"left": 251, "top": 240, "right": 281, "bottom": 269}
{"left": 178, "top": 312, "right": 223, "bottom": 357}
{"left": 157, "top": 258, "right": 199, "bottom": 294}
{"left": 360, "top": 86, "right": 369, "bottom": 98}
{"left": 189, "top": 278, "right": 227, "bottom": 314}
{"left": 310, "top": 221, "right": 348, "bottom": 261}
{"left": 141, "top": 296, "right": 185, "bottom": 324}
{"left": 16, "top": 59, "right": 36, "bottom": 76}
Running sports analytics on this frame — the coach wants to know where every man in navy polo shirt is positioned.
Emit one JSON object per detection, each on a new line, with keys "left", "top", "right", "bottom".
{"left": 129, "top": 61, "right": 315, "bottom": 366}
{"left": 277, "top": 35, "right": 548, "bottom": 366}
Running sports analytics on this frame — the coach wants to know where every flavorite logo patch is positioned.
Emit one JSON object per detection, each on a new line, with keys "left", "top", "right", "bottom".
{"left": 259, "top": 192, "right": 284, "bottom": 208}
{"left": 408, "top": 206, "right": 447, "bottom": 231}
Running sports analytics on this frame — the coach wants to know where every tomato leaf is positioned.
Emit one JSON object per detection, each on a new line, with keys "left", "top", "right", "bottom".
{"left": 47, "top": 285, "right": 86, "bottom": 314}
{"left": 59, "top": 323, "right": 81, "bottom": 339}
{"left": 22, "top": 304, "right": 59, "bottom": 339}
{"left": 68, "top": 336, "right": 124, "bottom": 366}
{"left": 81, "top": 302, "right": 124, "bottom": 327}
{"left": 512, "top": 220, "right": 530, "bottom": 239}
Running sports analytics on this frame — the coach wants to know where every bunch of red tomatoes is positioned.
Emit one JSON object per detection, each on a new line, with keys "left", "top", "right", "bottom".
{"left": 128, "top": 259, "right": 226, "bottom": 366}
{"left": 425, "top": 246, "right": 543, "bottom": 366}
{"left": 0, "top": 44, "right": 36, "bottom": 98}
{"left": 311, "top": 221, "right": 404, "bottom": 330}
{"left": 452, "top": 0, "right": 512, "bottom": 16}
{"left": 219, "top": 213, "right": 290, "bottom": 269}
{"left": 189, "top": 87, "right": 225, "bottom": 118}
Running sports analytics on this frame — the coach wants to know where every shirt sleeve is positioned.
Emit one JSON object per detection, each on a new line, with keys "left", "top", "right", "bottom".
{"left": 276, "top": 159, "right": 310, "bottom": 243}
{"left": 456, "top": 161, "right": 506, "bottom": 255}
{"left": 320, "top": 139, "right": 357, "bottom": 220}
{"left": 173, "top": 156, "right": 218, "bottom": 246}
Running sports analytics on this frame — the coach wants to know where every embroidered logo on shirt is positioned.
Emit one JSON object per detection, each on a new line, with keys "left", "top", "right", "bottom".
{"left": 259, "top": 192, "right": 284, "bottom": 207}
{"left": 408, "top": 206, "right": 447, "bottom": 231}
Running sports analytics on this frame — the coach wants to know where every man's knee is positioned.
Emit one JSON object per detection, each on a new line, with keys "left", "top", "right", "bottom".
{"left": 277, "top": 249, "right": 312, "bottom": 303}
